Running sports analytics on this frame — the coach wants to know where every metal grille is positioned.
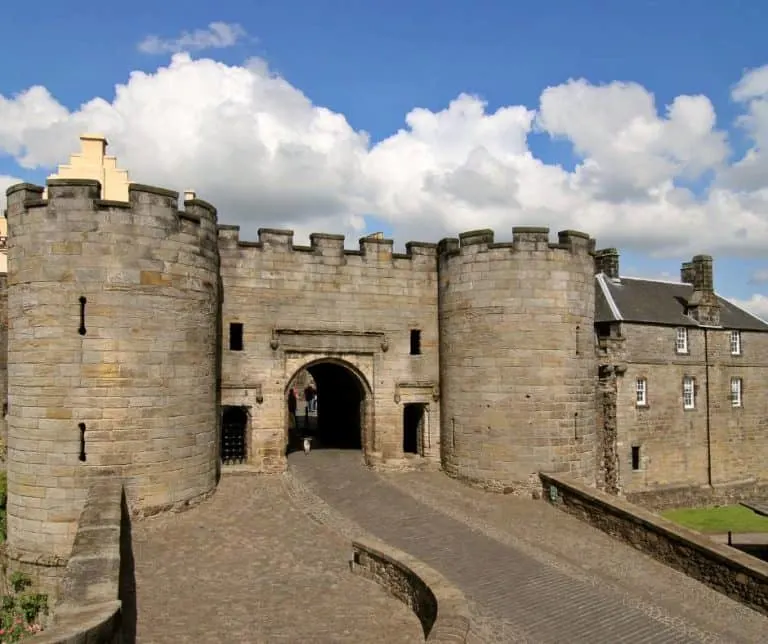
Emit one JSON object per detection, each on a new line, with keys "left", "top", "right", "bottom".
{"left": 221, "top": 408, "right": 247, "bottom": 465}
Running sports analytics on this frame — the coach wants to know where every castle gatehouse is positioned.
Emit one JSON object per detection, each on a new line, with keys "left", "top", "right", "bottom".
{"left": 5, "top": 134, "right": 768, "bottom": 593}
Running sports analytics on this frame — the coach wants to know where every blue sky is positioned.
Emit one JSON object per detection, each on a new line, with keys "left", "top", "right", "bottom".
{"left": 3, "top": 0, "right": 768, "bottom": 312}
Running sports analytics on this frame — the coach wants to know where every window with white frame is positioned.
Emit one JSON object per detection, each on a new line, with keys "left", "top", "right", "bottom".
{"left": 731, "top": 377, "right": 743, "bottom": 408}
{"left": 635, "top": 378, "right": 647, "bottom": 406}
{"left": 683, "top": 376, "right": 695, "bottom": 409}
{"left": 730, "top": 330, "right": 742, "bottom": 356}
{"left": 676, "top": 327, "right": 689, "bottom": 354}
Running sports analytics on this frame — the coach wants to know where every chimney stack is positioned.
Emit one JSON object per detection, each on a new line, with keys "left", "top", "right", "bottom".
{"left": 685, "top": 254, "right": 720, "bottom": 325}
{"left": 595, "top": 248, "right": 620, "bottom": 280}
{"left": 680, "top": 261, "right": 695, "bottom": 284}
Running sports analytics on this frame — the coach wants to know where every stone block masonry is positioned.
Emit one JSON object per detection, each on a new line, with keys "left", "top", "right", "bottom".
{"left": 351, "top": 538, "right": 471, "bottom": 642}
{"left": 4, "top": 179, "right": 220, "bottom": 566}
{"left": 438, "top": 227, "right": 598, "bottom": 493}
{"left": 218, "top": 226, "right": 441, "bottom": 471}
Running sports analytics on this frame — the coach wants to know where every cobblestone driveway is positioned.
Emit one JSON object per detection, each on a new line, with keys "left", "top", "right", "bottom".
{"left": 289, "top": 449, "right": 768, "bottom": 644}
{"left": 132, "top": 473, "right": 423, "bottom": 643}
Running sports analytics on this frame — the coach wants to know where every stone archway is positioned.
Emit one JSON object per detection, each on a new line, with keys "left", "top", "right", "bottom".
{"left": 285, "top": 358, "right": 372, "bottom": 456}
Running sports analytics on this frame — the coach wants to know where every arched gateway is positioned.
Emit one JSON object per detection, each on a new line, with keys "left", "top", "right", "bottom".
{"left": 285, "top": 358, "right": 373, "bottom": 457}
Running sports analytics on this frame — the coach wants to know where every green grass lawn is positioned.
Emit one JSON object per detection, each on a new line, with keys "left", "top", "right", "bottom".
{"left": 661, "top": 504, "right": 768, "bottom": 534}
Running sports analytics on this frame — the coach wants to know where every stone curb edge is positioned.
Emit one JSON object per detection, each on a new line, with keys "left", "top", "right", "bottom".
{"left": 351, "top": 537, "right": 471, "bottom": 643}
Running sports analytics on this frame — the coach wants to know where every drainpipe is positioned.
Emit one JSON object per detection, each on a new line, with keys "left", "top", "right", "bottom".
{"left": 704, "top": 327, "right": 713, "bottom": 487}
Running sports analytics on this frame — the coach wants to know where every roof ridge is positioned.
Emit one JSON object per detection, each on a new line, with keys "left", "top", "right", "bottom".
{"left": 620, "top": 275, "right": 685, "bottom": 286}
{"left": 595, "top": 273, "right": 623, "bottom": 321}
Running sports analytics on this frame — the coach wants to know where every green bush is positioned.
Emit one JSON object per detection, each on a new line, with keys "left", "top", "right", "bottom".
{"left": 0, "top": 572, "right": 48, "bottom": 642}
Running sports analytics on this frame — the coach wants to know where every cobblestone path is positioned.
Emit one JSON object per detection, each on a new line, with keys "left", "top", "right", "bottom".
{"left": 289, "top": 449, "right": 768, "bottom": 644}
{"left": 132, "top": 474, "right": 423, "bottom": 643}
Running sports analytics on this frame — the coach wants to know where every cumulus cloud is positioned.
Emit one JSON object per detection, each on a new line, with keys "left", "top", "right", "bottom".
{"left": 1, "top": 53, "right": 768, "bottom": 256}
{"left": 138, "top": 22, "right": 247, "bottom": 55}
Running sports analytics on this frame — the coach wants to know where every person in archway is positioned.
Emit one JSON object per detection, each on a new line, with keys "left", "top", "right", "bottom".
{"left": 287, "top": 388, "right": 297, "bottom": 431}
{"left": 304, "top": 383, "right": 316, "bottom": 414}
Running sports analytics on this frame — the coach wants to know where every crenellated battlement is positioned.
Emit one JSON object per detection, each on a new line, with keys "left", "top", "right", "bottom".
{"left": 437, "top": 226, "right": 596, "bottom": 260}
{"left": 216, "top": 225, "right": 438, "bottom": 265}
{"left": 5, "top": 180, "right": 218, "bottom": 253}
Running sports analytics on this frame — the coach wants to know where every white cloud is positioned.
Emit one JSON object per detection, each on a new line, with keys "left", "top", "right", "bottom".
{"left": 730, "top": 294, "right": 768, "bottom": 323}
{"left": 1, "top": 53, "right": 768, "bottom": 256}
{"left": 138, "top": 22, "right": 247, "bottom": 55}
{"left": 0, "top": 174, "right": 23, "bottom": 214}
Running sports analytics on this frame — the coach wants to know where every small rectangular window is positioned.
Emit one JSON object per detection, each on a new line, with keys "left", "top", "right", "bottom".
{"left": 676, "top": 327, "right": 688, "bottom": 354}
{"left": 635, "top": 378, "right": 647, "bottom": 406}
{"left": 730, "top": 330, "right": 742, "bottom": 356}
{"left": 631, "top": 446, "right": 641, "bottom": 471}
{"left": 683, "top": 376, "right": 695, "bottom": 410}
{"left": 229, "top": 322, "right": 244, "bottom": 351}
{"left": 410, "top": 329, "right": 421, "bottom": 355}
{"left": 731, "top": 377, "right": 743, "bottom": 408}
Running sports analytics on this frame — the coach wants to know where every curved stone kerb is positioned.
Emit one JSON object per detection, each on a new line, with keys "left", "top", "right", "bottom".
{"left": 351, "top": 538, "right": 471, "bottom": 642}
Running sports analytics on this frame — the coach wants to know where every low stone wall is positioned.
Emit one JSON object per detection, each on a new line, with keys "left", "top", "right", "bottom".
{"left": 351, "top": 538, "right": 470, "bottom": 642}
{"left": 627, "top": 479, "right": 768, "bottom": 511}
{"left": 33, "top": 478, "right": 126, "bottom": 644}
{"left": 540, "top": 472, "right": 768, "bottom": 616}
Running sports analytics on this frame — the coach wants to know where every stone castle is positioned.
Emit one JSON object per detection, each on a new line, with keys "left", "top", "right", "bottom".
{"left": 3, "top": 134, "right": 768, "bottom": 587}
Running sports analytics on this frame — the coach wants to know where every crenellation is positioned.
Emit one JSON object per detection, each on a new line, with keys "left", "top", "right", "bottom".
{"left": 217, "top": 224, "right": 241, "bottom": 243}
{"left": 184, "top": 196, "right": 217, "bottom": 224}
{"left": 458, "top": 229, "right": 494, "bottom": 247}
{"left": 512, "top": 225, "right": 550, "bottom": 248}
{"left": 310, "top": 232, "right": 346, "bottom": 259}
{"left": 359, "top": 235, "right": 394, "bottom": 261}
{"left": 46, "top": 178, "right": 101, "bottom": 205}
{"left": 557, "top": 229, "right": 595, "bottom": 254}
{"left": 404, "top": 241, "right": 437, "bottom": 257}
{"left": 437, "top": 238, "right": 460, "bottom": 257}
{"left": 258, "top": 227, "right": 294, "bottom": 248}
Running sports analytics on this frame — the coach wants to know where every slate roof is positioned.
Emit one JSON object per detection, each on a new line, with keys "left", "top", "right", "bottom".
{"left": 595, "top": 274, "right": 768, "bottom": 331}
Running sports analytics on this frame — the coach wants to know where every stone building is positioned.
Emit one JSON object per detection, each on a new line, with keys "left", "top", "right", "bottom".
{"left": 2, "top": 134, "right": 768, "bottom": 589}
{"left": 595, "top": 250, "right": 768, "bottom": 507}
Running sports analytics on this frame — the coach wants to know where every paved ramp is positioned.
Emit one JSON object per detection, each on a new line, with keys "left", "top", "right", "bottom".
{"left": 289, "top": 449, "right": 767, "bottom": 643}
{"left": 132, "top": 474, "right": 423, "bottom": 643}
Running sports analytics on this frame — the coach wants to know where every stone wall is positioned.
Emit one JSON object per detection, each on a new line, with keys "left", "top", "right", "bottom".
{"left": 614, "top": 323, "right": 768, "bottom": 497}
{"left": 32, "top": 477, "right": 126, "bottom": 644}
{"left": 0, "top": 274, "right": 6, "bottom": 457}
{"left": 627, "top": 480, "right": 768, "bottom": 511}
{"left": 438, "top": 228, "right": 597, "bottom": 493}
{"left": 540, "top": 472, "right": 768, "bottom": 616}
{"left": 4, "top": 180, "right": 220, "bottom": 565}
{"left": 351, "top": 538, "right": 470, "bottom": 642}
{"left": 217, "top": 227, "right": 440, "bottom": 471}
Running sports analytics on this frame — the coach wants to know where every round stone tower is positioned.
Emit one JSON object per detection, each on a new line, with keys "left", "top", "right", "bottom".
{"left": 4, "top": 178, "right": 220, "bottom": 568}
{"left": 437, "top": 227, "right": 597, "bottom": 493}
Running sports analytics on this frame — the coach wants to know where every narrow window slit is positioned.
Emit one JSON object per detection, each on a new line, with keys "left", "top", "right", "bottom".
{"left": 78, "top": 296, "right": 87, "bottom": 336}
{"left": 410, "top": 329, "right": 421, "bottom": 355}
{"left": 79, "top": 423, "right": 86, "bottom": 462}
{"left": 229, "top": 323, "right": 243, "bottom": 351}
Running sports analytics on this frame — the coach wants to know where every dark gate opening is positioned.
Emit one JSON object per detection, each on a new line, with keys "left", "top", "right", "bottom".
{"left": 287, "top": 362, "right": 365, "bottom": 451}
{"left": 403, "top": 403, "right": 425, "bottom": 455}
{"left": 221, "top": 406, "right": 248, "bottom": 465}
